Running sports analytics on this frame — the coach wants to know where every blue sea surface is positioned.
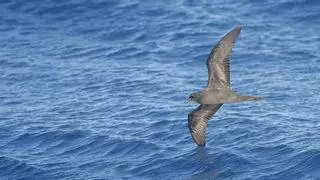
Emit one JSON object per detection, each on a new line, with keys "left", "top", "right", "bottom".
{"left": 0, "top": 0, "right": 320, "bottom": 179}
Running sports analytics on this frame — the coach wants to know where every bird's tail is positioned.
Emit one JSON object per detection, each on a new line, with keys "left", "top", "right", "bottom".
{"left": 237, "top": 95, "right": 264, "bottom": 102}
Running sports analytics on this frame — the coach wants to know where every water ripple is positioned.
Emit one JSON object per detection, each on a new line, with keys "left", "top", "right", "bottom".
{"left": 0, "top": 0, "right": 319, "bottom": 179}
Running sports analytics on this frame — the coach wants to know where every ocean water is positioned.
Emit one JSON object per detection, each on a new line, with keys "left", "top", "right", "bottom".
{"left": 0, "top": 0, "right": 319, "bottom": 179}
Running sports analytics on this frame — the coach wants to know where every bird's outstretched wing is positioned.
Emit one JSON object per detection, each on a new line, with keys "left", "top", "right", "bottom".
{"left": 188, "top": 104, "right": 222, "bottom": 146}
{"left": 207, "top": 27, "right": 241, "bottom": 89}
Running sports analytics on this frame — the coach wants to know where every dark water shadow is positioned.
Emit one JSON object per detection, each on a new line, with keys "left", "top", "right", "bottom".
{"left": 190, "top": 147, "right": 221, "bottom": 180}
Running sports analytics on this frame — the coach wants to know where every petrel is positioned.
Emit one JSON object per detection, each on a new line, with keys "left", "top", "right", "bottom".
{"left": 188, "top": 26, "right": 263, "bottom": 146}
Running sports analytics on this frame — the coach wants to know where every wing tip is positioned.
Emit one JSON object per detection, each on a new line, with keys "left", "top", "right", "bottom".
{"left": 192, "top": 136, "right": 206, "bottom": 147}
{"left": 188, "top": 126, "right": 206, "bottom": 147}
{"left": 221, "top": 26, "right": 242, "bottom": 43}
{"left": 191, "top": 133, "right": 206, "bottom": 147}
{"left": 196, "top": 142, "right": 206, "bottom": 147}
{"left": 236, "top": 25, "right": 242, "bottom": 30}
{"left": 232, "top": 25, "right": 242, "bottom": 34}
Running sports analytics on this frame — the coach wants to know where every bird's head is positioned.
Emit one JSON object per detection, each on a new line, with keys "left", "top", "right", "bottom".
{"left": 189, "top": 92, "right": 202, "bottom": 103}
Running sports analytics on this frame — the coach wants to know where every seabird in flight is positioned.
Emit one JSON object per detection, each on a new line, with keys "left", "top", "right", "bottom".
{"left": 188, "top": 26, "right": 263, "bottom": 146}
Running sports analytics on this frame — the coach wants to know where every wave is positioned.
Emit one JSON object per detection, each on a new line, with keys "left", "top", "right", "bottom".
{"left": 0, "top": 156, "right": 47, "bottom": 180}
{"left": 1, "top": 0, "right": 319, "bottom": 179}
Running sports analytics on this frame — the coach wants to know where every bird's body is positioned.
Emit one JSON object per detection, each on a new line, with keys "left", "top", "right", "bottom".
{"left": 188, "top": 26, "right": 263, "bottom": 146}
{"left": 191, "top": 88, "right": 262, "bottom": 105}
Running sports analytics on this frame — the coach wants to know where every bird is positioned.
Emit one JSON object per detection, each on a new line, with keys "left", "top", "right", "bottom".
{"left": 188, "top": 26, "right": 263, "bottom": 146}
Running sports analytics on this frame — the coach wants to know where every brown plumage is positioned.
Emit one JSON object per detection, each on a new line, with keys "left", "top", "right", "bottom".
{"left": 188, "top": 104, "right": 222, "bottom": 146}
{"left": 207, "top": 26, "right": 241, "bottom": 89}
{"left": 188, "top": 26, "right": 263, "bottom": 146}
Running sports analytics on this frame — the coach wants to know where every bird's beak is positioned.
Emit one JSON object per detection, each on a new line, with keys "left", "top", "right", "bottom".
{"left": 185, "top": 97, "right": 197, "bottom": 104}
